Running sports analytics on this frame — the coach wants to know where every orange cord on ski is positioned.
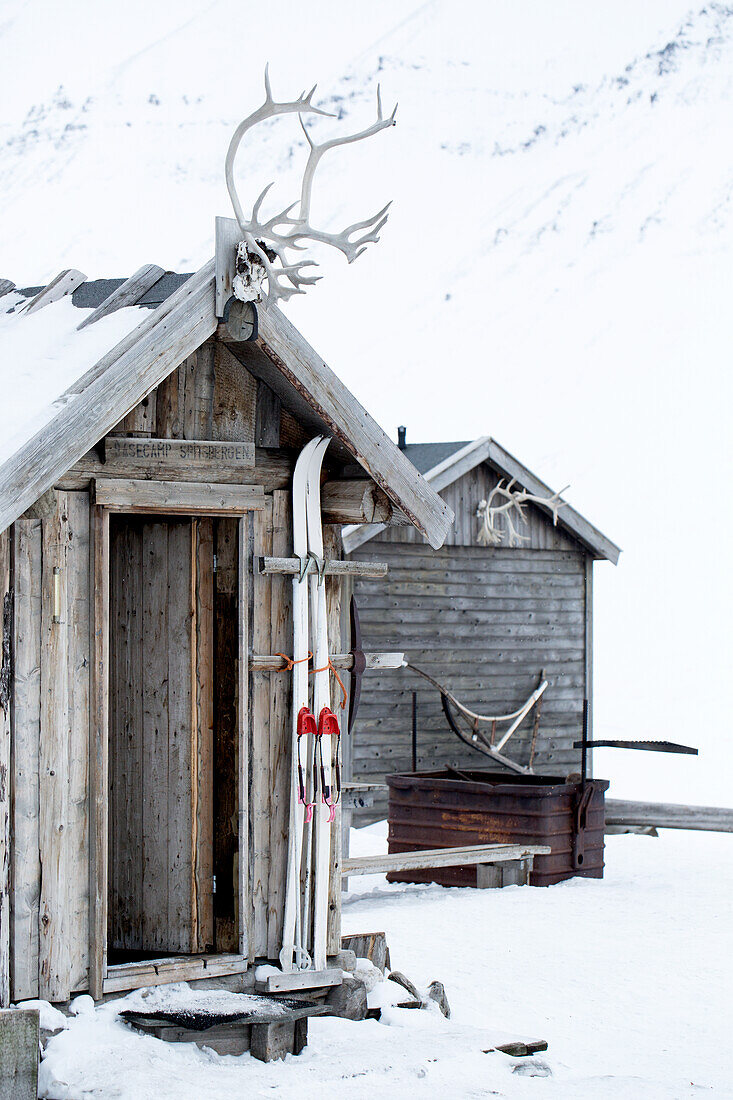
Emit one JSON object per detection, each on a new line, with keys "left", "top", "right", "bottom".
{"left": 310, "top": 659, "right": 348, "bottom": 710}
{"left": 275, "top": 651, "right": 312, "bottom": 670}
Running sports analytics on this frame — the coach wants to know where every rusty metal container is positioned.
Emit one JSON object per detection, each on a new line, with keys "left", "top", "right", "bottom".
{"left": 386, "top": 769, "right": 609, "bottom": 887}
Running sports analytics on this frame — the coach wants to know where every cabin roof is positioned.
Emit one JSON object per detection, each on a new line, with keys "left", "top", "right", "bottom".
{"left": 344, "top": 435, "right": 621, "bottom": 563}
{"left": 0, "top": 265, "right": 453, "bottom": 546}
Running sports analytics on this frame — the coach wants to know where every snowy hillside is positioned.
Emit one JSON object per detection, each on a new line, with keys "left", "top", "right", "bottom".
{"left": 1, "top": 0, "right": 731, "bottom": 801}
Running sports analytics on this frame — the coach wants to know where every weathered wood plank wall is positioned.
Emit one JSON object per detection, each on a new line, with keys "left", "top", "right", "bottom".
{"left": 0, "top": 530, "right": 11, "bottom": 1006}
{"left": 7, "top": 333, "right": 355, "bottom": 998}
{"left": 349, "top": 464, "right": 591, "bottom": 821}
{"left": 10, "top": 520, "right": 42, "bottom": 1001}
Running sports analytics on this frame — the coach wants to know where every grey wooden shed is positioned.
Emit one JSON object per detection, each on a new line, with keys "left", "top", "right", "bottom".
{"left": 343, "top": 435, "right": 620, "bottom": 821}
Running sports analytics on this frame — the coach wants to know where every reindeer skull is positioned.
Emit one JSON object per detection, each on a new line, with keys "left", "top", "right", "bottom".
{"left": 226, "top": 67, "right": 397, "bottom": 306}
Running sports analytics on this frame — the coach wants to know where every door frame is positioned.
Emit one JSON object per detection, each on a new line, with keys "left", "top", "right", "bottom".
{"left": 89, "top": 480, "right": 263, "bottom": 998}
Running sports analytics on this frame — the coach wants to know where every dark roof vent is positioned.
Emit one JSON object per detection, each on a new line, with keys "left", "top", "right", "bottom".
{"left": 397, "top": 425, "right": 407, "bottom": 450}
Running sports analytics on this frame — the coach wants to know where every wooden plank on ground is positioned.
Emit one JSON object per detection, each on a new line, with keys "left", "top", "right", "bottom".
{"left": 342, "top": 843, "right": 550, "bottom": 876}
{"left": 605, "top": 800, "right": 733, "bottom": 833}
{"left": 39, "top": 493, "right": 71, "bottom": 1001}
{"left": 77, "top": 264, "right": 165, "bottom": 329}
{"left": 94, "top": 479, "right": 266, "bottom": 515}
{"left": 10, "top": 520, "right": 42, "bottom": 1001}
{"left": 254, "top": 968, "right": 342, "bottom": 994}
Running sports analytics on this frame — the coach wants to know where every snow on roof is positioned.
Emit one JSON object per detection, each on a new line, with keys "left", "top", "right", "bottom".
{"left": 0, "top": 291, "right": 146, "bottom": 469}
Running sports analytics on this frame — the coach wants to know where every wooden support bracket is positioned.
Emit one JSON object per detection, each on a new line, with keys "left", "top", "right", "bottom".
{"left": 249, "top": 651, "right": 403, "bottom": 672}
{"left": 257, "top": 556, "right": 387, "bottom": 579}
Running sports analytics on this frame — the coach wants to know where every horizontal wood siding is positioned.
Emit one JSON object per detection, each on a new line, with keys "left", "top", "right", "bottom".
{"left": 350, "top": 534, "right": 588, "bottom": 821}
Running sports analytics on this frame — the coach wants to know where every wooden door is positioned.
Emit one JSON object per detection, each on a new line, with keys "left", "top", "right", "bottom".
{"left": 108, "top": 516, "right": 214, "bottom": 956}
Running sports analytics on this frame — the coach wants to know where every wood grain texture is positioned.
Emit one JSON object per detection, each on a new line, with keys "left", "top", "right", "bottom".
{"left": 266, "top": 491, "right": 291, "bottom": 959}
{"left": 94, "top": 479, "right": 266, "bottom": 515}
{"left": 10, "top": 520, "right": 42, "bottom": 1000}
{"left": 195, "top": 519, "right": 215, "bottom": 951}
{"left": 343, "top": 843, "right": 549, "bottom": 876}
{"left": 255, "top": 380, "right": 281, "bottom": 448}
{"left": 89, "top": 506, "right": 109, "bottom": 999}
{"left": 108, "top": 519, "right": 201, "bottom": 955}
{"left": 349, "top": 537, "right": 590, "bottom": 821}
{"left": 0, "top": 530, "right": 10, "bottom": 1005}
{"left": 250, "top": 501, "right": 273, "bottom": 957}
{"left": 237, "top": 518, "right": 250, "bottom": 960}
{"left": 213, "top": 343, "right": 257, "bottom": 443}
{"left": 59, "top": 446, "right": 294, "bottom": 493}
{"left": 321, "top": 480, "right": 406, "bottom": 525}
{"left": 65, "top": 492, "right": 91, "bottom": 992}
{"left": 39, "top": 493, "right": 71, "bottom": 1001}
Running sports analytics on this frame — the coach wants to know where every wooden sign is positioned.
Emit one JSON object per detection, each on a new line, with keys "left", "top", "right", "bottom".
{"left": 104, "top": 437, "right": 255, "bottom": 471}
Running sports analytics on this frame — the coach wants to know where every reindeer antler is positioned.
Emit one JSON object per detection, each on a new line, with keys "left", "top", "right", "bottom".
{"left": 477, "top": 480, "right": 569, "bottom": 548}
{"left": 225, "top": 67, "right": 397, "bottom": 305}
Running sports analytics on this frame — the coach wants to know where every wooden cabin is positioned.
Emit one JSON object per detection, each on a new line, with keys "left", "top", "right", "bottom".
{"left": 0, "top": 257, "right": 451, "bottom": 1008}
{"left": 344, "top": 434, "right": 619, "bottom": 821}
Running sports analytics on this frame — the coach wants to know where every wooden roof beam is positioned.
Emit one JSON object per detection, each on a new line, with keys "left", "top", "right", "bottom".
{"left": 246, "top": 303, "right": 454, "bottom": 549}
{"left": 77, "top": 264, "right": 165, "bottom": 329}
{"left": 0, "top": 259, "right": 217, "bottom": 535}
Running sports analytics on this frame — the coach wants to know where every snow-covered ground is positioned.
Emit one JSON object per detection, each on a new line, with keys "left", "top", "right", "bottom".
{"left": 34, "top": 822, "right": 733, "bottom": 1099}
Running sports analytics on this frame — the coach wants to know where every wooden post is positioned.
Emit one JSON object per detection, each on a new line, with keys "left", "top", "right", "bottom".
{"left": 11, "top": 520, "right": 42, "bottom": 1001}
{"left": 267, "top": 490, "right": 291, "bottom": 958}
{"left": 237, "top": 518, "right": 250, "bottom": 961}
{"left": 251, "top": 501, "right": 273, "bottom": 956}
{"left": 0, "top": 530, "right": 11, "bottom": 1007}
{"left": 39, "top": 493, "right": 71, "bottom": 1001}
{"left": 89, "top": 506, "right": 109, "bottom": 1000}
{"left": 0, "top": 1008, "right": 39, "bottom": 1100}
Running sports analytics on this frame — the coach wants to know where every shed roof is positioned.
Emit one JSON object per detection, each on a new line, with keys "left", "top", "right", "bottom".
{"left": 0, "top": 265, "right": 453, "bottom": 547}
{"left": 343, "top": 435, "right": 620, "bottom": 563}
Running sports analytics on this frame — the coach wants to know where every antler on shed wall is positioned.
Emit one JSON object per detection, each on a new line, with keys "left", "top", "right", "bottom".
{"left": 476, "top": 479, "right": 569, "bottom": 547}
{"left": 225, "top": 66, "right": 397, "bottom": 305}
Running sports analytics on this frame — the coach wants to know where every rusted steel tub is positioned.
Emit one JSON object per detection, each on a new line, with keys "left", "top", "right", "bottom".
{"left": 386, "top": 769, "right": 609, "bottom": 887}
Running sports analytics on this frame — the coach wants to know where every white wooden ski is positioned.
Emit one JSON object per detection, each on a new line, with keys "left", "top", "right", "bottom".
{"left": 279, "top": 435, "right": 323, "bottom": 972}
{"left": 305, "top": 436, "right": 338, "bottom": 970}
